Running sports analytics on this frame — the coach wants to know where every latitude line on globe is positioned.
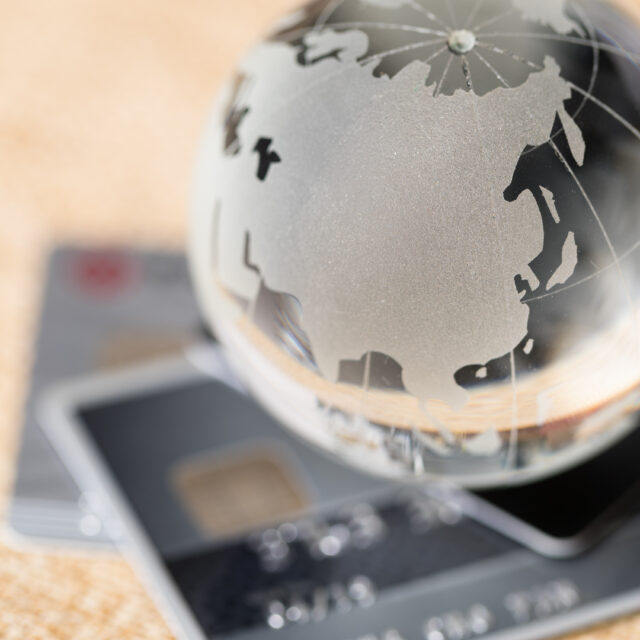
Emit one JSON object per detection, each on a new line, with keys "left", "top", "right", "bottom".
{"left": 568, "top": 82, "right": 640, "bottom": 143}
{"left": 549, "top": 140, "right": 620, "bottom": 264}
{"left": 549, "top": 139, "right": 635, "bottom": 333}
{"left": 549, "top": 139, "right": 640, "bottom": 363}
{"left": 526, "top": 240, "right": 640, "bottom": 304}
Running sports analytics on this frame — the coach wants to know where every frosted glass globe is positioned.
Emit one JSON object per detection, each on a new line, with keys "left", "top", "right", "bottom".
{"left": 191, "top": 0, "right": 640, "bottom": 487}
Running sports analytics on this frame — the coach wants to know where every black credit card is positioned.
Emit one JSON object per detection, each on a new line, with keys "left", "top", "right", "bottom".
{"left": 42, "top": 357, "right": 640, "bottom": 640}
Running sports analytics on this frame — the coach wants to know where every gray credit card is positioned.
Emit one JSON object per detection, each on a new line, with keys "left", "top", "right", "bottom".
{"left": 8, "top": 245, "right": 202, "bottom": 546}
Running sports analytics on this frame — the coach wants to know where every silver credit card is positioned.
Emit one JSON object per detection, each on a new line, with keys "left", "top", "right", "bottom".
{"left": 8, "top": 245, "right": 202, "bottom": 546}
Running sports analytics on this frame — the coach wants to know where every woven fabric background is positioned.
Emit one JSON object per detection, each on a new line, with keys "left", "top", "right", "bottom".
{"left": 0, "top": 1, "right": 638, "bottom": 638}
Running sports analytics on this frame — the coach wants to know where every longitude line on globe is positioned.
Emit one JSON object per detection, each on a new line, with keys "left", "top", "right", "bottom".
{"left": 472, "top": 8, "right": 517, "bottom": 33}
{"left": 479, "top": 31, "right": 640, "bottom": 61}
{"left": 557, "top": 3, "right": 600, "bottom": 134}
{"left": 434, "top": 53, "right": 454, "bottom": 96}
{"left": 445, "top": 0, "right": 458, "bottom": 28}
{"left": 409, "top": 0, "right": 452, "bottom": 31}
{"left": 474, "top": 41, "right": 542, "bottom": 69}
{"left": 421, "top": 43, "right": 450, "bottom": 65}
{"left": 463, "top": 0, "right": 485, "bottom": 29}
{"left": 359, "top": 38, "right": 448, "bottom": 66}
{"left": 471, "top": 48, "right": 511, "bottom": 87}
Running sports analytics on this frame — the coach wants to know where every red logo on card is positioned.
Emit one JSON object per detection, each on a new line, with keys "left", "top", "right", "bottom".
{"left": 71, "top": 250, "right": 136, "bottom": 297}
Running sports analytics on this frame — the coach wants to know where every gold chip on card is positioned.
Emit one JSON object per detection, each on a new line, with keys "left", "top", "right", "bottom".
{"left": 171, "top": 445, "right": 311, "bottom": 540}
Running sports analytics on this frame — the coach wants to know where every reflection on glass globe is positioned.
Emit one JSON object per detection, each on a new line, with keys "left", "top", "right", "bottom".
{"left": 191, "top": 0, "right": 640, "bottom": 487}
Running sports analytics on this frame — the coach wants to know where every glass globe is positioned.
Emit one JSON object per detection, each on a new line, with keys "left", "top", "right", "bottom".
{"left": 190, "top": 0, "right": 640, "bottom": 488}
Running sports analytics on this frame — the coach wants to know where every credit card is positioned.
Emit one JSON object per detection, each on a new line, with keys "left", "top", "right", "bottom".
{"left": 40, "top": 357, "right": 640, "bottom": 640}
{"left": 8, "top": 245, "right": 202, "bottom": 545}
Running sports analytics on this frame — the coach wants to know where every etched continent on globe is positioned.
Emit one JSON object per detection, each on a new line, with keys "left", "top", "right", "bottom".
{"left": 207, "top": 0, "right": 587, "bottom": 409}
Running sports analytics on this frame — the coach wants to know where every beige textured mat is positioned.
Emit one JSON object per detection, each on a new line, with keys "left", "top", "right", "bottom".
{"left": 0, "top": 0, "right": 638, "bottom": 638}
